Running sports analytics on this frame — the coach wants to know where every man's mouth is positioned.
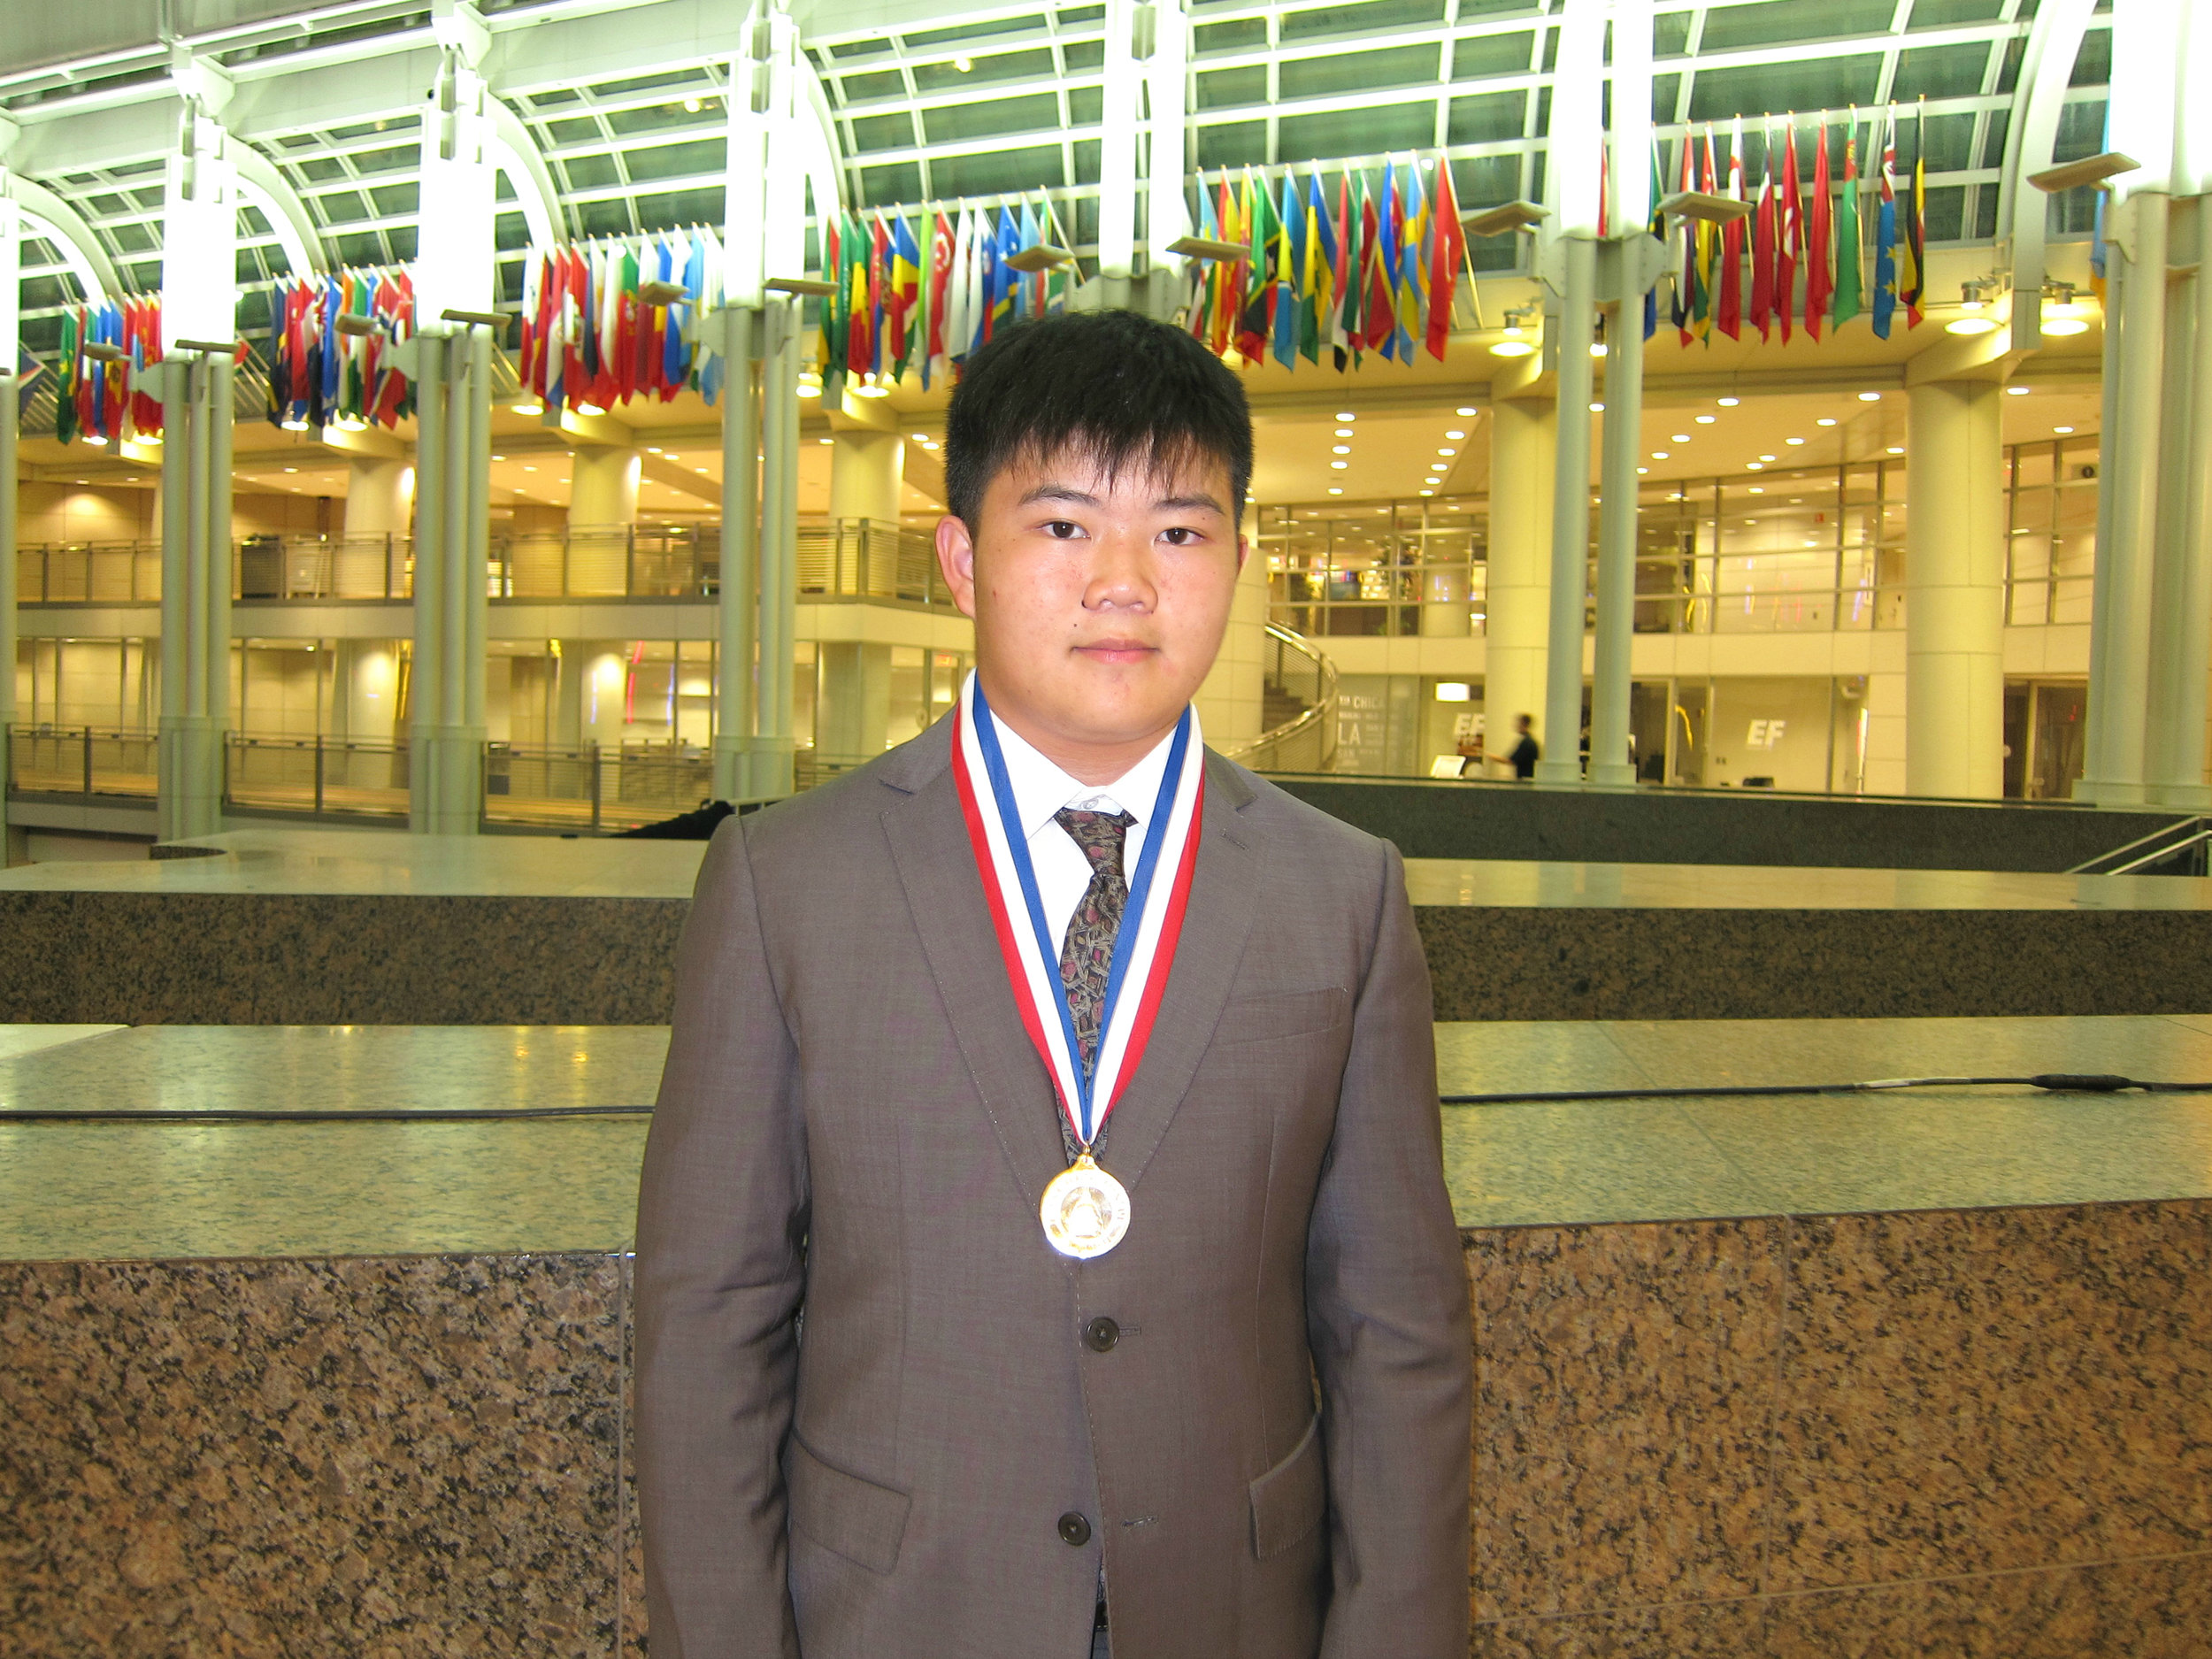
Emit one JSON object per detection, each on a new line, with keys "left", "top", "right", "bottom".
{"left": 1076, "top": 639, "right": 1158, "bottom": 662}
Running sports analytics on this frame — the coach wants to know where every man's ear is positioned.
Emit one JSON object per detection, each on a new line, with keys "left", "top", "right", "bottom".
{"left": 1235, "top": 532, "right": 1251, "bottom": 573}
{"left": 935, "top": 514, "right": 979, "bottom": 619}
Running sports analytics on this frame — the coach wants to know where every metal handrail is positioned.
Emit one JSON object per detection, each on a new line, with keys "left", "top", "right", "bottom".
{"left": 2066, "top": 816, "right": 2211, "bottom": 875}
{"left": 1225, "top": 622, "right": 1338, "bottom": 770}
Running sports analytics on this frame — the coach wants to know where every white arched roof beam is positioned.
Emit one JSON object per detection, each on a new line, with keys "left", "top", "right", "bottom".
{"left": 798, "top": 56, "right": 845, "bottom": 229}
{"left": 2001, "top": 0, "right": 2096, "bottom": 353}
{"left": 7, "top": 175, "right": 118, "bottom": 304}
{"left": 231, "top": 142, "right": 327, "bottom": 273}
{"left": 485, "top": 96, "right": 567, "bottom": 251}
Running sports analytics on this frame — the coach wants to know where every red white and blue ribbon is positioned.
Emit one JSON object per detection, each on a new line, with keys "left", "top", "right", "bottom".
{"left": 952, "top": 671, "right": 1205, "bottom": 1149}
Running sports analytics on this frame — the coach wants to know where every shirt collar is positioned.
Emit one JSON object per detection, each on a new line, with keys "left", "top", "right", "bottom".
{"left": 988, "top": 707, "right": 1183, "bottom": 843}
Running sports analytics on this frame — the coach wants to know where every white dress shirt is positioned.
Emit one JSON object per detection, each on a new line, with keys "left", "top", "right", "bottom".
{"left": 987, "top": 710, "right": 1181, "bottom": 954}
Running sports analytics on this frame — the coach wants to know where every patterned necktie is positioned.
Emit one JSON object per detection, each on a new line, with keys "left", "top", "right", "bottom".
{"left": 1055, "top": 806, "right": 1133, "bottom": 1091}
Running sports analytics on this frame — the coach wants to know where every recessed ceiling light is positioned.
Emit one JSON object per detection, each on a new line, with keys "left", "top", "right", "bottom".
{"left": 1671, "top": 434, "right": 1692, "bottom": 443}
{"left": 2007, "top": 385, "right": 2031, "bottom": 396}
{"left": 1816, "top": 417, "right": 1838, "bottom": 426}
{"left": 1786, "top": 437, "right": 1805, "bottom": 446}
{"left": 1717, "top": 396, "right": 1740, "bottom": 407}
{"left": 1417, "top": 488, "right": 1434, "bottom": 496}
{"left": 1330, "top": 460, "right": 1348, "bottom": 470}
{"left": 1444, "top": 429, "right": 1465, "bottom": 440}
{"left": 2054, "top": 425, "right": 2074, "bottom": 434}
{"left": 1636, "top": 466, "right": 1648, "bottom": 474}
{"left": 1335, "top": 411, "right": 1355, "bottom": 421}
{"left": 819, "top": 438, "right": 833, "bottom": 445}
{"left": 1435, "top": 447, "right": 1455, "bottom": 457}
{"left": 492, "top": 454, "right": 506, "bottom": 461}
{"left": 1748, "top": 487, "right": 1763, "bottom": 494}
{"left": 1455, "top": 406, "right": 1476, "bottom": 417}
{"left": 1887, "top": 445, "right": 1905, "bottom": 454}
{"left": 1332, "top": 444, "right": 1351, "bottom": 455}
{"left": 1650, "top": 450, "right": 1669, "bottom": 459}
{"left": 1746, "top": 461, "right": 1763, "bottom": 470}
{"left": 1758, "top": 454, "right": 1776, "bottom": 462}
{"left": 1589, "top": 402, "right": 1604, "bottom": 412}
{"left": 1326, "top": 487, "right": 1342, "bottom": 495}
{"left": 523, "top": 465, "right": 537, "bottom": 472}
{"left": 1333, "top": 426, "right": 1354, "bottom": 437}
{"left": 1695, "top": 415, "right": 1717, "bottom": 425}
{"left": 1858, "top": 391, "right": 1883, "bottom": 403}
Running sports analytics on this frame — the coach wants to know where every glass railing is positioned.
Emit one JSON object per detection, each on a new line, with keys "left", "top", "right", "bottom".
{"left": 224, "top": 733, "right": 411, "bottom": 818}
{"left": 5, "top": 726, "right": 158, "bottom": 800}
{"left": 796, "top": 519, "right": 953, "bottom": 606}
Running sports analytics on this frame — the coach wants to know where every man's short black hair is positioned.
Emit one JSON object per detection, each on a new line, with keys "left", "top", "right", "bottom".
{"left": 942, "top": 309, "right": 1253, "bottom": 529}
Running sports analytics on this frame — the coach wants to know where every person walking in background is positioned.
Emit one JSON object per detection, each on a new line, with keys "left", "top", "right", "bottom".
{"left": 635, "top": 310, "right": 1471, "bottom": 1659}
{"left": 1498, "top": 712, "right": 1540, "bottom": 780}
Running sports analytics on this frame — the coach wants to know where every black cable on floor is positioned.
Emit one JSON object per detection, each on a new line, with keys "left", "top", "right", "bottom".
{"left": 0, "top": 1105, "right": 657, "bottom": 1123}
{"left": 1440, "top": 1073, "right": 2212, "bottom": 1106}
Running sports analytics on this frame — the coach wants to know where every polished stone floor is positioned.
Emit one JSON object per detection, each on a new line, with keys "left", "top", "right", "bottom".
{"left": 8, "top": 826, "right": 2212, "bottom": 912}
{"left": 5, "top": 1015, "right": 2212, "bottom": 1260}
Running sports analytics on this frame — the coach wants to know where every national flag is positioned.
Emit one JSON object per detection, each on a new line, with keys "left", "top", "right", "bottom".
{"left": 1693, "top": 127, "right": 1717, "bottom": 342}
{"left": 1872, "top": 109, "right": 1900, "bottom": 339}
{"left": 1717, "top": 118, "right": 1746, "bottom": 341}
{"left": 1672, "top": 135, "right": 1695, "bottom": 343}
{"left": 890, "top": 213, "right": 922, "bottom": 378}
{"left": 1394, "top": 158, "right": 1427, "bottom": 361}
{"left": 1272, "top": 170, "right": 1301, "bottom": 368}
{"left": 1302, "top": 170, "right": 1335, "bottom": 365}
{"left": 925, "top": 210, "right": 954, "bottom": 388}
{"left": 1778, "top": 119, "right": 1803, "bottom": 343}
{"left": 1236, "top": 169, "right": 1275, "bottom": 361}
{"left": 1425, "top": 159, "right": 1463, "bottom": 360}
{"left": 1645, "top": 143, "right": 1666, "bottom": 340}
{"left": 867, "top": 213, "right": 890, "bottom": 376}
{"left": 991, "top": 208, "right": 1019, "bottom": 338}
{"left": 1188, "top": 177, "right": 1222, "bottom": 342}
{"left": 1833, "top": 113, "right": 1863, "bottom": 331}
{"left": 1901, "top": 99, "right": 1926, "bottom": 327}
{"left": 1806, "top": 113, "right": 1833, "bottom": 341}
{"left": 1750, "top": 120, "right": 1778, "bottom": 342}
{"left": 945, "top": 208, "right": 973, "bottom": 367}
{"left": 1212, "top": 174, "right": 1242, "bottom": 354}
{"left": 1330, "top": 169, "right": 1355, "bottom": 365}
{"left": 1017, "top": 199, "right": 1044, "bottom": 319}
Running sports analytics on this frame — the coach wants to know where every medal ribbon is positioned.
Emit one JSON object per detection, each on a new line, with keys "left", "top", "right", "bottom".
{"left": 952, "top": 672, "right": 1205, "bottom": 1148}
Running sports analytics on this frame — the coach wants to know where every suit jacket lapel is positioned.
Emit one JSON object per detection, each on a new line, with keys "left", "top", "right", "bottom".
{"left": 879, "top": 721, "right": 1065, "bottom": 1208}
{"left": 1091, "top": 749, "right": 1262, "bottom": 1191}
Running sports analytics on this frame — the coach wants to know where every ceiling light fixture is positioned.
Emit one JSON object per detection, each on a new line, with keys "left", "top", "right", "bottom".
{"left": 1816, "top": 417, "right": 1838, "bottom": 426}
{"left": 1717, "top": 396, "right": 1740, "bottom": 407}
{"left": 1695, "top": 414, "right": 1716, "bottom": 425}
{"left": 1858, "top": 391, "right": 1883, "bottom": 403}
{"left": 1333, "top": 444, "right": 1351, "bottom": 455}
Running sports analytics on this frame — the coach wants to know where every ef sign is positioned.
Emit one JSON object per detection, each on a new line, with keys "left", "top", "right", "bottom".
{"left": 1747, "top": 719, "right": 1787, "bottom": 749}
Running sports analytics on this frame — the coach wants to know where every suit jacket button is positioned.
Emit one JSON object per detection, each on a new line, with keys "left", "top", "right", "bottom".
{"left": 1083, "top": 1317, "right": 1120, "bottom": 1353}
{"left": 1058, "top": 1512, "right": 1092, "bottom": 1547}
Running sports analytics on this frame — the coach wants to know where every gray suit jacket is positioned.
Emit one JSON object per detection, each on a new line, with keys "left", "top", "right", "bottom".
{"left": 636, "top": 716, "right": 1471, "bottom": 1659}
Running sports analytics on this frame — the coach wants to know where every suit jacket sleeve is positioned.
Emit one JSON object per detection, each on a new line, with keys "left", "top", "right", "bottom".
{"left": 1308, "top": 839, "right": 1473, "bottom": 1658}
{"left": 636, "top": 816, "right": 809, "bottom": 1659}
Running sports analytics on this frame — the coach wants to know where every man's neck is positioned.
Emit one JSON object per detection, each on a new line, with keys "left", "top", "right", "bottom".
{"left": 981, "top": 691, "right": 1178, "bottom": 788}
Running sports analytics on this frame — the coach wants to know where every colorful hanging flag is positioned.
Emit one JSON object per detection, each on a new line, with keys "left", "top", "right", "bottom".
{"left": 1393, "top": 159, "right": 1427, "bottom": 362}
{"left": 1717, "top": 118, "right": 1746, "bottom": 341}
{"left": 1330, "top": 169, "right": 1356, "bottom": 366}
{"left": 1833, "top": 112, "right": 1863, "bottom": 331}
{"left": 1900, "top": 101, "right": 1926, "bottom": 328}
{"left": 890, "top": 213, "right": 922, "bottom": 378}
{"left": 925, "top": 210, "right": 953, "bottom": 388}
{"left": 1272, "top": 170, "right": 1302, "bottom": 368}
{"left": 1750, "top": 120, "right": 1778, "bottom": 341}
{"left": 1301, "top": 169, "right": 1333, "bottom": 365}
{"left": 1806, "top": 113, "right": 1833, "bottom": 341}
{"left": 1672, "top": 135, "right": 1696, "bottom": 343}
{"left": 1872, "top": 109, "right": 1900, "bottom": 339}
{"left": 1425, "top": 158, "right": 1463, "bottom": 361}
{"left": 1778, "top": 119, "right": 1803, "bottom": 343}
{"left": 1645, "top": 143, "right": 1666, "bottom": 341}
{"left": 1693, "top": 127, "right": 1718, "bottom": 342}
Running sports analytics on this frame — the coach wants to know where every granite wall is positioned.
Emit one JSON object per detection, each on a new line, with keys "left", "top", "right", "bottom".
{"left": 1278, "top": 779, "right": 2184, "bottom": 875}
{"left": 12, "top": 890, "right": 2212, "bottom": 1024}
{"left": 6, "top": 1199, "right": 2207, "bottom": 1655}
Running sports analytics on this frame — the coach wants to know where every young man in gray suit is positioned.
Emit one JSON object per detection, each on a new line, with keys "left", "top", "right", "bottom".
{"left": 637, "top": 310, "right": 1470, "bottom": 1659}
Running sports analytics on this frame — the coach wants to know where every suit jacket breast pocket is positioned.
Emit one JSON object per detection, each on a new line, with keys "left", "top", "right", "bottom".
{"left": 786, "top": 1432, "right": 912, "bottom": 1574}
{"left": 1249, "top": 1412, "right": 1326, "bottom": 1558}
{"left": 1213, "top": 987, "right": 1351, "bottom": 1048}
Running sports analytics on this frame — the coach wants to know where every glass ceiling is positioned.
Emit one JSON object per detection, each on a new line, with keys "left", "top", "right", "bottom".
{"left": 8, "top": 0, "right": 2111, "bottom": 361}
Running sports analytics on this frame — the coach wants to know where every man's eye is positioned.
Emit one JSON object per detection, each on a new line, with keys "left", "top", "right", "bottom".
{"left": 1160, "top": 526, "right": 1201, "bottom": 547}
{"left": 1044, "top": 520, "right": 1083, "bottom": 540}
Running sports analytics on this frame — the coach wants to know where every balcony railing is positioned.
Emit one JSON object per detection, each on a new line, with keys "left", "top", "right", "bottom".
{"left": 5, "top": 726, "right": 158, "bottom": 801}
{"left": 1226, "top": 624, "right": 1339, "bottom": 774}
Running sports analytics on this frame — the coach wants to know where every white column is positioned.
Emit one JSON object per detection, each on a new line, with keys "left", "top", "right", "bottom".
{"left": 1098, "top": 0, "right": 1142, "bottom": 287}
{"left": 817, "top": 641, "right": 893, "bottom": 763}
{"left": 2149, "top": 195, "right": 2212, "bottom": 807}
{"left": 1419, "top": 564, "right": 1471, "bottom": 638}
{"left": 407, "top": 324, "right": 493, "bottom": 833}
{"left": 1144, "top": 0, "right": 1191, "bottom": 272}
{"left": 715, "top": 304, "right": 761, "bottom": 803}
{"left": 1484, "top": 398, "right": 1555, "bottom": 766}
{"left": 1534, "top": 0, "right": 1606, "bottom": 785}
{"left": 753, "top": 296, "right": 800, "bottom": 797}
{"left": 570, "top": 447, "right": 641, "bottom": 527}
{"left": 828, "top": 429, "right": 904, "bottom": 526}
{"left": 1904, "top": 378, "right": 2006, "bottom": 798}
{"left": 344, "top": 456, "right": 412, "bottom": 534}
{"left": 0, "top": 181, "right": 18, "bottom": 849}
{"left": 1193, "top": 537, "right": 1267, "bottom": 749}
{"left": 2077, "top": 192, "right": 2167, "bottom": 805}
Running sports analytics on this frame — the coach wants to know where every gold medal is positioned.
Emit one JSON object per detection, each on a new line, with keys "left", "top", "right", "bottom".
{"left": 1040, "top": 1153, "right": 1131, "bottom": 1260}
